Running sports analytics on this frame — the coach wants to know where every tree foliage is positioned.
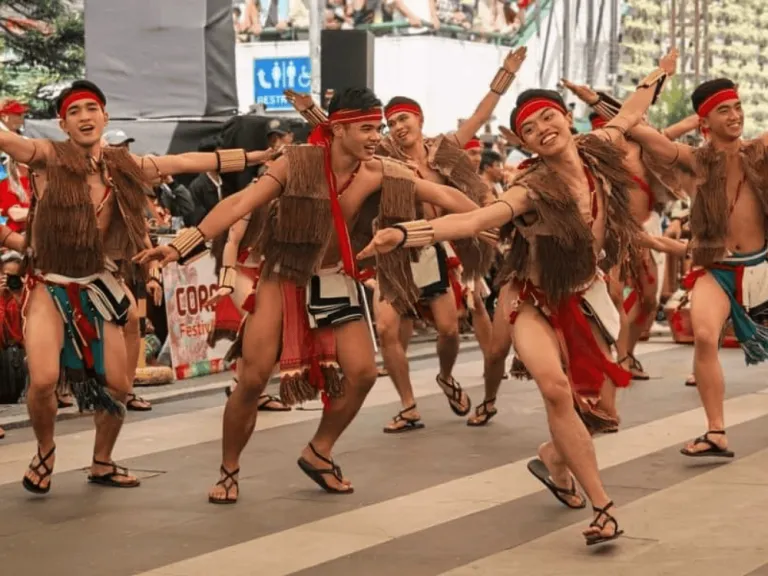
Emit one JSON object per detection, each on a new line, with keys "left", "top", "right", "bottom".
{"left": 648, "top": 76, "right": 693, "bottom": 131}
{"left": 0, "top": 0, "right": 84, "bottom": 117}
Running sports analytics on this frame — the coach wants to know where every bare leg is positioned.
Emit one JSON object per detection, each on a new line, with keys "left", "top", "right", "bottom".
{"left": 375, "top": 291, "right": 414, "bottom": 406}
{"left": 468, "top": 283, "right": 513, "bottom": 425}
{"left": 471, "top": 287, "right": 494, "bottom": 357}
{"left": 90, "top": 320, "right": 139, "bottom": 485}
{"left": 513, "top": 303, "right": 618, "bottom": 540}
{"left": 23, "top": 285, "right": 63, "bottom": 491}
{"left": 683, "top": 272, "right": 731, "bottom": 453}
{"left": 301, "top": 319, "right": 378, "bottom": 491}
{"left": 429, "top": 291, "right": 460, "bottom": 382}
{"left": 608, "top": 268, "right": 630, "bottom": 366}
{"left": 208, "top": 279, "right": 282, "bottom": 503}
{"left": 121, "top": 284, "right": 151, "bottom": 410}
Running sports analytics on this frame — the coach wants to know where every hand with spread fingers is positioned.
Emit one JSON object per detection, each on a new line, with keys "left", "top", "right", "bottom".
{"left": 357, "top": 228, "right": 406, "bottom": 261}
{"left": 204, "top": 287, "right": 233, "bottom": 310}
{"left": 560, "top": 79, "right": 599, "bottom": 105}
{"left": 503, "top": 46, "right": 528, "bottom": 74}
{"left": 284, "top": 90, "right": 315, "bottom": 113}
{"left": 133, "top": 244, "right": 179, "bottom": 267}
{"left": 659, "top": 47, "right": 679, "bottom": 76}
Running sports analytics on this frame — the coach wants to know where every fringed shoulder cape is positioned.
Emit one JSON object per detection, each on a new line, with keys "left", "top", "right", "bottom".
{"left": 497, "top": 134, "right": 643, "bottom": 305}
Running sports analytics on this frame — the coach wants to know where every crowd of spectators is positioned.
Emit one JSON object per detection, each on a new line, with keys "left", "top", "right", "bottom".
{"left": 232, "top": 0, "right": 535, "bottom": 41}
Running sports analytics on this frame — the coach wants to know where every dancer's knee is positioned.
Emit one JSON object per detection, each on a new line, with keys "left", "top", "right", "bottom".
{"left": 347, "top": 363, "right": 378, "bottom": 397}
{"left": 693, "top": 325, "right": 719, "bottom": 353}
{"left": 538, "top": 374, "right": 572, "bottom": 409}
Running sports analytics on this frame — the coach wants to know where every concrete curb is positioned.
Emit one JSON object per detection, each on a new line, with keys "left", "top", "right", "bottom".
{"left": 0, "top": 340, "right": 481, "bottom": 431}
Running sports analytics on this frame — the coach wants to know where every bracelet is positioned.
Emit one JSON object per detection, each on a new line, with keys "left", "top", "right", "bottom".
{"left": 216, "top": 149, "right": 248, "bottom": 173}
{"left": 392, "top": 219, "right": 435, "bottom": 249}
{"left": 490, "top": 68, "right": 515, "bottom": 96}
{"left": 218, "top": 266, "right": 237, "bottom": 293}
{"left": 170, "top": 227, "right": 206, "bottom": 260}
{"left": 636, "top": 68, "right": 667, "bottom": 105}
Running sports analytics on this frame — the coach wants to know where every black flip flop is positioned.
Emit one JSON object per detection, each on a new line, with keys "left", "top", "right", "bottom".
{"left": 257, "top": 394, "right": 291, "bottom": 412}
{"left": 680, "top": 430, "right": 734, "bottom": 458}
{"left": 527, "top": 458, "right": 586, "bottom": 509}
{"left": 87, "top": 459, "right": 141, "bottom": 488}
{"left": 126, "top": 393, "right": 152, "bottom": 412}
{"left": 585, "top": 500, "right": 624, "bottom": 546}
{"left": 22, "top": 444, "right": 56, "bottom": 495}
{"left": 467, "top": 398, "right": 498, "bottom": 427}
{"left": 383, "top": 405, "right": 425, "bottom": 434}
{"left": 297, "top": 443, "right": 354, "bottom": 495}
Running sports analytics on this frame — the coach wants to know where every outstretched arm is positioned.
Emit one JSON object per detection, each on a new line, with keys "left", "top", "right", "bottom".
{"left": 0, "top": 225, "right": 24, "bottom": 253}
{"left": 0, "top": 132, "right": 50, "bottom": 169}
{"left": 662, "top": 114, "right": 699, "bottom": 141}
{"left": 638, "top": 231, "right": 688, "bottom": 258}
{"left": 134, "top": 157, "right": 286, "bottom": 265}
{"left": 414, "top": 179, "right": 480, "bottom": 214}
{"left": 358, "top": 185, "right": 530, "bottom": 259}
{"left": 629, "top": 124, "right": 696, "bottom": 171}
{"left": 454, "top": 47, "right": 527, "bottom": 147}
{"left": 134, "top": 148, "right": 280, "bottom": 179}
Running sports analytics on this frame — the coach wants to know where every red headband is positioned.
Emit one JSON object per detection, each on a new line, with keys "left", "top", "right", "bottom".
{"left": 308, "top": 107, "right": 384, "bottom": 147}
{"left": 590, "top": 116, "right": 607, "bottom": 130}
{"left": 696, "top": 88, "right": 739, "bottom": 118}
{"left": 59, "top": 90, "right": 104, "bottom": 118}
{"left": 514, "top": 98, "right": 567, "bottom": 134}
{"left": 0, "top": 100, "right": 28, "bottom": 116}
{"left": 384, "top": 103, "right": 423, "bottom": 121}
{"left": 464, "top": 138, "right": 481, "bottom": 150}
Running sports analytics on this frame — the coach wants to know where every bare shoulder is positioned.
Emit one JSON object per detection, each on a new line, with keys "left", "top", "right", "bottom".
{"left": 267, "top": 154, "right": 289, "bottom": 181}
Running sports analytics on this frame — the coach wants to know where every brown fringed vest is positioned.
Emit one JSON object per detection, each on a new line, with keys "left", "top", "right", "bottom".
{"left": 689, "top": 139, "right": 768, "bottom": 267}
{"left": 256, "top": 146, "right": 420, "bottom": 310}
{"left": 498, "top": 134, "right": 641, "bottom": 305}
{"left": 28, "top": 141, "right": 150, "bottom": 277}
{"left": 377, "top": 134, "right": 496, "bottom": 280}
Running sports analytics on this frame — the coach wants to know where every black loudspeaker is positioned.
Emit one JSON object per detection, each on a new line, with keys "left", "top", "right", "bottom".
{"left": 84, "top": 0, "right": 237, "bottom": 119}
{"left": 321, "top": 30, "right": 375, "bottom": 99}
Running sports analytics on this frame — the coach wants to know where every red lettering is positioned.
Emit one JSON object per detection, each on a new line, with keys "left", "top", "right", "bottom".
{"left": 176, "top": 288, "right": 186, "bottom": 317}
{"left": 186, "top": 286, "right": 199, "bottom": 315}
{"left": 176, "top": 283, "right": 221, "bottom": 318}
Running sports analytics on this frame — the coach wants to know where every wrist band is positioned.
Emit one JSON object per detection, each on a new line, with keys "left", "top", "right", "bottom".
{"left": 636, "top": 68, "right": 667, "bottom": 105}
{"left": 392, "top": 219, "right": 435, "bottom": 249}
{"left": 216, "top": 149, "right": 248, "bottom": 173}
{"left": 218, "top": 266, "right": 237, "bottom": 293}
{"left": 490, "top": 68, "right": 516, "bottom": 96}
{"left": 170, "top": 227, "right": 206, "bottom": 261}
{"left": 148, "top": 266, "right": 162, "bottom": 284}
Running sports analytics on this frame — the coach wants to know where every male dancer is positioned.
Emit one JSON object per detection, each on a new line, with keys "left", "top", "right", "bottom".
{"left": 627, "top": 78, "right": 768, "bottom": 458}
{"left": 375, "top": 47, "right": 526, "bottom": 432}
{"left": 135, "top": 87, "right": 481, "bottom": 502}
{"left": 0, "top": 79, "right": 272, "bottom": 494}
{"left": 359, "top": 50, "right": 680, "bottom": 544}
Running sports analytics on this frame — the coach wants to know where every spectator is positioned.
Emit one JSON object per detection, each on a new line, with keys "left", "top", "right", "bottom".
{"left": 479, "top": 149, "right": 504, "bottom": 195}
{"left": 0, "top": 251, "right": 27, "bottom": 425}
{"left": 103, "top": 129, "right": 135, "bottom": 149}
{"left": 266, "top": 118, "right": 295, "bottom": 150}
{"left": 435, "top": 0, "right": 471, "bottom": 28}
{"left": 185, "top": 139, "right": 225, "bottom": 226}
{"left": 0, "top": 99, "right": 31, "bottom": 234}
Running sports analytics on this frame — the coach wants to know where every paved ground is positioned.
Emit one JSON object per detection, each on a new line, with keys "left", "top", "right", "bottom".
{"left": 2, "top": 335, "right": 768, "bottom": 576}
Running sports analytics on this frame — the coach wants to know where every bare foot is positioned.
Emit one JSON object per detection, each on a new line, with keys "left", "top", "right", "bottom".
{"left": 538, "top": 443, "right": 585, "bottom": 508}
{"left": 208, "top": 465, "right": 239, "bottom": 503}
{"left": 299, "top": 444, "right": 353, "bottom": 493}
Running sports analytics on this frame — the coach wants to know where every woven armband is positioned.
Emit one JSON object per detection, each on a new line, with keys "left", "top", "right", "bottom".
{"left": 490, "top": 68, "right": 515, "bottom": 96}
{"left": 216, "top": 149, "right": 247, "bottom": 173}
{"left": 170, "top": 227, "right": 206, "bottom": 264}
{"left": 303, "top": 104, "right": 328, "bottom": 127}
{"left": 147, "top": 266, "right": 162, "bottom": 285}
{"left": 392, "top": 219, "right": 435, "bottom": 249}
{"left": 218, "top": 266, "right": 237, "bottom": 293}
{"left": 637, "top": 68, "right": 667, "bottom": 105}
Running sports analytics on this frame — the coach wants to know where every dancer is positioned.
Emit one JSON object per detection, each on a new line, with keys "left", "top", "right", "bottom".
{"left": 628, "top": 78, "right": 768, "bottom": 458}
{"left": 375, "top": 47, "right": 526, "bottom": 432}
{"left": 135, "top": 87, "right": 481, "bottom": 502}
{"left": 0, "top": 80, "right": 271, "bottom": 495}
{"left": 359, "top": 50, "right": 680, "bottom": 544}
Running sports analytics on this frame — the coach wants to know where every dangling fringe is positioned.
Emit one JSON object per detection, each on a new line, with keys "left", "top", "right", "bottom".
{"left": 690, "top": 144, "right": 729, "bottom": 267}
{"left": 62, "top": 369, "right": 125, "bottom": 417}
{"left": 743, "top": 323, "right": 768, "bottom": 366}
{"left": 33, "top": 141, "right": 104, "bottom": 276}
{"left": 509, "top": 356, "right": 530, "bottom": 379}
{"left": 278, "top": 364, "right": 343, "bottom": 406}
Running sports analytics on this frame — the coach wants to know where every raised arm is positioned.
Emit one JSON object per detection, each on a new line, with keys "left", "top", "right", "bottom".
{"left": 134, "top": 148, "right": 279, "bottom": 179}
{"left": 414, "top": 179, "right": 480, "bottom": 214}
{"left": 454, "top": 47, "right": 527, "bottom": 147}
{"left": 358, "top": 185, "right": 530, "bottom": 259}
{"left": 134, "top": 157, "right": 286, "bottom": 265}
{"left": 0, "top": 132, "right": 50, "bottom": 169}
{"left": 629, "top": 123, "right": 696, "bottom": 171}
{"left": 662, "top": 114, "right": 699, "bottom": 141}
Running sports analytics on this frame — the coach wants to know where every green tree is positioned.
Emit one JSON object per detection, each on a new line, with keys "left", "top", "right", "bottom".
{"left": 648, "top": 76, "right": 693, "bottom": 130}
{"left": 0, "top": 1, "right": 84, "bottom": 117}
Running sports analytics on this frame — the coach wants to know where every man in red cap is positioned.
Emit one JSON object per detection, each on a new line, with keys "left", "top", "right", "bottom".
{"left": 629, "top": 77, "right": 768, "bottom": 459}
{"left": 0, "top": 99, "right": 31, "bottom": 234}
{"left": 0, "top": 79, "right": 276, "bottom": 496}
{"left": 359, "top": 50, "right": 682, "bottom": 545}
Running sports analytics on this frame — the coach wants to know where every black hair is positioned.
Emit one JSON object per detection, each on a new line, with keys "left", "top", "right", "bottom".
{"left": 383, "top": 96, "right": 423, "bottom": 116}
{"left": 509, "top": 89, "right": 567, "bottom": 134}
{"left": 327, "top": 87, "right": 382, "bottom": 115}
{"left": 479, "top": 150, "right": 502, "bottom": 172}
{"left": 691, "top": 78, "right": 736, "bottom": 114}
{"left": 55, "top": 80, "right": 107, "bottom": 117}
{"left": 197, "top": 135, "right": 221, "bottom": 153}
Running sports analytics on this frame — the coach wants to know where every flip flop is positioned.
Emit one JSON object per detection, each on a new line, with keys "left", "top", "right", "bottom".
{"left": 680, "top": 430, "right": 734, "bottom": 458}
{"left": 87, "top": 459, "right": 141, "bottom": 488}
{"left": 257, "top": 394, "right": 291, "bottom": 412}
{"left": 527, "top": 458, "right": 586, "bottom": 509}
{"left": 126, "top": 393, "right": 152, "bottom": 412}
{"left": 208, "top": 465, "right": 239, "bottom": 505}
{"left": 467, "top": 398, "right": 497, "bottom": 427}
{"left": 297, "top": 443, "right": 354, "bottom": 495}
{"left": 585, "top": 501, "right": 624, "bottom": 546}
{"left": 436, "top": 374, "right": 471, "bottom": 417}
{"left": 383, "top": 405, "right": 425, "bottom": 434}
